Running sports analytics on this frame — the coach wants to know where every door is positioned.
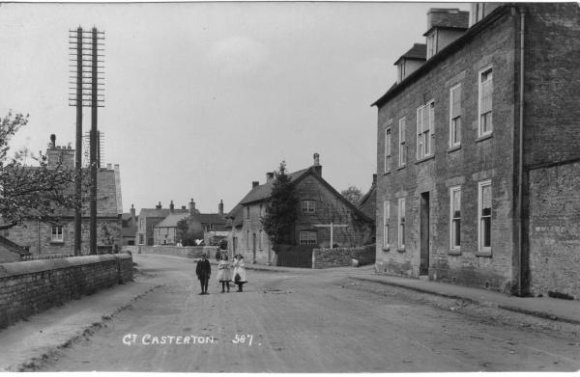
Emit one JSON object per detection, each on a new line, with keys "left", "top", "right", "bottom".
{"left": 420, "top": 192, "right": 430, "bottom": 276}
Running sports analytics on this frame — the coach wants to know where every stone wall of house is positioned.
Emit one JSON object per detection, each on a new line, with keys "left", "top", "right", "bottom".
{"left": 313, "top": 244, "right": 376, "bottom": 269}
{"left": 523, "top": 3, "right": 580, "bottom": 168}
{"left": 0, "top": 254, "right": 133, "bottom": 329}
{"left": 4, "top": 218, "right": 121, "bottom": 256}
{"left": 528, "top": 160, "right": 580, "bottom": 300}
{"left": 124, "top": 245, "right": 219, "bottom": 260}
{"left": 375, "top": 8, "right": 517, "bottom": 294}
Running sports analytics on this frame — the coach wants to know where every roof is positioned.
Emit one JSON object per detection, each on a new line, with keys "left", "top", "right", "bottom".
{"left": 358, "top": 184, "right": 377, "bottom": 221}
{"left": 394, "top": 43, "right": 426, "bottom": 65}
{"left": 230, "top": 165, "right": 374, "bottom": 225}
{"left": 225, "top": 203, "right": 244, "bottom": 229}
{"left": 372, "top": 5, "right": 510, "bottom": 108}
{"left": 239, "top": 168, "right": 309, "bottom": 205}
{"left": 197, "top": 213, "right": 226, "bottom": 225}
{"left": 138, "top": 208, "right": 188, "bottom": 219}
{"left": 155, "top": 212, "right": 190, "bottom": 228}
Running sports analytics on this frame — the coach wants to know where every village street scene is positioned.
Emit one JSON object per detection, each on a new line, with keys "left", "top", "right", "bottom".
{"left": 0, "top": 1, "right": 580, "bottom": 373}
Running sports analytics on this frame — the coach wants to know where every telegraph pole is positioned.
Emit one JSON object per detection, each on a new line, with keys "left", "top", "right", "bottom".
{"left": 69, "top": 26, "right": 105, "bottom": 255}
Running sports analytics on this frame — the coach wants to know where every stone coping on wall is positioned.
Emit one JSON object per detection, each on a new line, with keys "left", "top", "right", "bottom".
{"left": 0, "top": 254, "right": 132, "bottom": 279}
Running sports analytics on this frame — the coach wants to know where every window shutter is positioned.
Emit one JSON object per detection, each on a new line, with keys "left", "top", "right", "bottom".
{"left": 451, "top": 85, "right": 461, "bottom": 118}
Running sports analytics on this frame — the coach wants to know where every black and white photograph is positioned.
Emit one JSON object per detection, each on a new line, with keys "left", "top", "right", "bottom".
{"left": 0, "top": 0, "right": 579, "bottom": 373}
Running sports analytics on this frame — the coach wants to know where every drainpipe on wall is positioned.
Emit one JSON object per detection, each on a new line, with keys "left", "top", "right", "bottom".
{"left": 517, "top": 8, "right": 526, "bottom": 297}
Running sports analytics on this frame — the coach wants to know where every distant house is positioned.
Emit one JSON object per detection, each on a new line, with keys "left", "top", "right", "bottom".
{"left": 0, "top": 136, "right": 123, "bottom": 258}
{"left": 153, "top": 201, "right": 227, "bottom": 246}
{"left": 226, "top": 153, "right": 374, "bottom": 266}
{"left": 136, "top": 200, "right": 191, "bottom": 246}
{"left": 121, "top": 204, "right": 138, "bottom": 246}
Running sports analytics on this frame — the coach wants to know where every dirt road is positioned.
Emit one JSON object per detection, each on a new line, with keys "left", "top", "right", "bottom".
{"left": 38, "top": 254, "right": 580, "bottom": 372}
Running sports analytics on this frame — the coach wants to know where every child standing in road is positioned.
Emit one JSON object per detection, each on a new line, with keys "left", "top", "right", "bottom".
{"left": 232, "top": 254, "right": 248, "bottom": 292}
{"left": 217, "top": 254, "right": 232, "bottom": 293}
{"left": 195, "top": 253, "right": 211, "bottom": 295}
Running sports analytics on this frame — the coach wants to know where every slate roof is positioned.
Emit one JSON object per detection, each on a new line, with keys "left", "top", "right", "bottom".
{"left": 239, "top": 168, "right": 309, "bottom": 205}
{"left": 358, "top": 184, "right": 377, "bottom": 222}
{"left": 394, "top": 43, "right": 426, "bottom": 65}
{"left": 155, "top": 212, "right": 190, "bottom": 228}
{"left": 197, "top": 213, "right": 226, "bottom": 225}
{"left": 138, "top": 208, "right": 188, "bottom": 219}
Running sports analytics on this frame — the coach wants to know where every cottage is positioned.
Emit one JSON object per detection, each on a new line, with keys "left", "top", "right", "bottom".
{"left": 227, "top": 154, "right": 374, "bottom": 266}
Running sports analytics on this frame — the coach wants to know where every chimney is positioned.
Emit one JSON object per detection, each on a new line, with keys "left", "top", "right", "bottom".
{"left": 218, "top": 199, "right": 224, "bottom": 216}
{"left": 252, "top": 181, "right": 259, "bottom": 188}
{"left": 189, "top": 198, "right": 196, "bottom": 215}
{"left": 312, "top": 153, "right": 322, "bottom": 176}
{"left": 156, "top": 201, "right": 162, "bottom": 209}
{"left": 170, "top": 200, "right": 175, "bottom": 212}
{"left": 107, "top": 163, "right": 112, "bottom": 170}
{"left": 266, "top": 172, "right": 275, "bottom": 183}
{"left": 181, "top": 205, "right": 186, "bottom": 210}
{"left": 50, "top": 134, "right": 56, "bottom": 149}
{"left": 372, "top": 173, "right": 377, "bottom": 186}
{"left": 130, "top": 204, "right": 136, "bottom": 220}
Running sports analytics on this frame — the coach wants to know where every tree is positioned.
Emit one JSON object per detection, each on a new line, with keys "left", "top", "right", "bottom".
{"left": 0, "top": 111, "right": 79, "bottom": 230}
{"left": 262, "top": 161, "right": 299, "bottom": 245}
{"left": 341, "top": 185, "right": 363, "bottom": 206}
{"left": 176, "top": 217, "right": 204, "bottom": 246}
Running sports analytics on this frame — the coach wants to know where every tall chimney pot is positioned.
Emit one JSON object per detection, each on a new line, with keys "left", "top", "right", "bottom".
{"left": 252, "top": 181, "right": 259, "bottom": 188}
{"left": 170, "top": 200, "right": 175, "bottom": 212}
{"left": 312, "top": 153, "right": 322, "bottom": 176}
{"left": 218, "top": 199, "right": 224, "bottom": 216}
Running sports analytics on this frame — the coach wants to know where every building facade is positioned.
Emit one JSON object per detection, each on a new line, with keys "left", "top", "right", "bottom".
{"left": 227, "top": 154, "right": 375, "bottom": 265}
{"left": 373, "top": 4, "right": 580, "bottom": 298}
{"left": 1, "top": 139, "right": 123, "bottom": 256}
{"left": 136, "top": 200, "right": 191, "bottom": 246}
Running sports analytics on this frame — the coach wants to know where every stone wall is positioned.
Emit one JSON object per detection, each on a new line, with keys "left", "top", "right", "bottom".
{"left": 124, "top": 245, "right": 219, "bottom": 260}
{"left": 313, "top": 245, "right": 376, "bottom": 269}
{"left": 528, "top": 160, "right": 580, "bottom": 300}
{"left": 0, "top": 254, "right": 133, "bottom": 329}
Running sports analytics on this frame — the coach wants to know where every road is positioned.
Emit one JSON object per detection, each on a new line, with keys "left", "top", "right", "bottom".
{"left": 38, "top": 254, "right": 580, "bottom": 372}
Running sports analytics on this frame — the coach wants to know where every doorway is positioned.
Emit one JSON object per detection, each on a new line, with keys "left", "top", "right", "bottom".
{"left": 420, "top": 192, "right": 430, "bottom": 276}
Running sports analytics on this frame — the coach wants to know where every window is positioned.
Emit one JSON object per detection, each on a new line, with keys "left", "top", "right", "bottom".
{"left": 138, "top": 233, "right": 144, "bottom": 245}
{"left": 417, "top": 101, "right": 435, "bottom": 160}
{"left": 302, "top": 200, "right": 316, "bottom": 214}
{"left": 398, "top": 198, "right": 406, "bottom": 249}
{"left": 397, "top": 62, "right": 406, "bottom": 82}
{"left": 299, "top": 231, "right": 317, "bottom": 245}
{"left": 383, "top": 200, "right": 390, "bottom": 249}
{"left": 478, "top": 180, "right": 492, "bottom": 253}
{"left": 51, "top": 224, "right": 64, "bottom": 242}
{"left": 426, "top": 31, "right": 437, "bottom": 59}
{"left": 399, "top": 118, "right": 407, "bottom": 167}
{"left": 245, "top": 206, "right": 250, "bottom": 219}
{"left": 449, "top": 84, "right": 462, "bottom": 147}
{"left": 450, "top": 187, "right": 461, "bottom": 250}
{"left": 259, "top": 204, "right": 263, "bottom": 218}
{"left": 479, "top": 67, "right": 493, "bottom": 136}
{"left": 384, "top": 128, "right": 392, "bottom": 173}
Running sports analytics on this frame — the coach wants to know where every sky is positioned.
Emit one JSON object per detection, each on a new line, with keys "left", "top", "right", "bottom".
{"left": 0, "top": 1, "right": 469, "bottom": 214}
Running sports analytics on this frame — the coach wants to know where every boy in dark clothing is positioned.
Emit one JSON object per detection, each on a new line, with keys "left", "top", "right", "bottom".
{"left": 196, "top": 253, "right": 211, "bottom": 295}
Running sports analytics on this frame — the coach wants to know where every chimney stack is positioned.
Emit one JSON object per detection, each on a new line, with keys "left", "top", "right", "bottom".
{"left": 266, "top": 172, "right": 275, "bottom": 183}
{"left": 252, "top": 181, "right": 259, "bottom": 188}
{"left": 156, "top": 201, "right": 162, "bottom": 209}
{"left": 170, "top": 200, "right": 175, "bottom": 212}
{"left": 219, "top": 199, "right": 224, "bottom": 216}
{"left": 312, "top": 153, "right": 322, "bottom": 176}
{"left": 181, "top": 205, "right": 186, "bottom": 210}
{"left": 189, "top": 198, "right": 196, "bottom": 215}
{"left": 130, "top": 204, "right": 136, "bottom": 220}
{"left": 50, "top": 134, "right": 56, "bottom": 149}
{"left": 372, "top": 173, "right": 377, "bottom": 186}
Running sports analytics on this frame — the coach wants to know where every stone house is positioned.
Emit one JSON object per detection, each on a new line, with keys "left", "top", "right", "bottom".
{"left": 226, "top": 154, "right": 375, "bottom": 265}
{"left": 136, "top": 200, "right": 191, "bottom": 246}
{"left": 151, "top": 201, "right": 226, "bottom": 246}
{"left": 358, "top": 174, "right": 377, "bottom": 244}
{"left": 372, "top": 3, "right": 580, "bottom": 299}
{"left": 1, "top": 138, "right": 123, "bottom": 257}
